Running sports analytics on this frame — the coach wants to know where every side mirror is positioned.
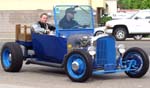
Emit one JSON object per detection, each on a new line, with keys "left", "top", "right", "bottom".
{"left": 134, "top": 17, "right": 140, "bottom": 20}
{"left": 145, "top": 16, "right": 150, "bottom": 19}
{"left": 48, "top": 12, "right": 53, "bottom": 17}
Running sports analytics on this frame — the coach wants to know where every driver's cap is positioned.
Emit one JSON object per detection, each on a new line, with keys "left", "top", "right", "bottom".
{"left": 65, "top": 8, "right": 76, "bottom": 14}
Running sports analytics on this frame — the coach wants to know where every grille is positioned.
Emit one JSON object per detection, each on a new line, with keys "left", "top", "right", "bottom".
{"left": 95, "top": 36, "right": 116, "bottom": 67}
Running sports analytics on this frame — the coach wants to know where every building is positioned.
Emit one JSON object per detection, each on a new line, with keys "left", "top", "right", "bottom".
{"left": 0, "top": 0, "right": 117, "bottom": 38}
{"left": 106, "top": 0, "right": 117, "bottom": 14}
{"left": 0, "top": 0, "right": 106, "bottom": 10}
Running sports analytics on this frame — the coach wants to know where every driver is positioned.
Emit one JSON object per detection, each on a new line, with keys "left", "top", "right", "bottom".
{"left": 59, "top": 8, "right": 79, "bottom": 29}
{"left": 31, "top": 13, "right": 55, "bottom": 34}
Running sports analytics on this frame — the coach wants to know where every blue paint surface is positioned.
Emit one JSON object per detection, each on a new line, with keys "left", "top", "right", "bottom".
{"left": 31, "top": 33, "right": 67, "bottom": 63}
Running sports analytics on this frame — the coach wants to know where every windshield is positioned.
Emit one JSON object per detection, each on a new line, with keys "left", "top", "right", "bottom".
{"left": 54, "top": 5, "right": 94, "bottom": 30}
{"left": 128, "top": 12, "right": 138, "bottom": 19}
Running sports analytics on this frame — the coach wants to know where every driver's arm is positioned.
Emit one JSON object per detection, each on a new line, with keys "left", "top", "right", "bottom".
{"left": 48, "top": 24, "right": 56, "bottom": 31}
{"left": 75, "top": 22, "right": 89, "bottom": 28}
{"left": 71, "top": 20, "right": 80, "bottom": 28}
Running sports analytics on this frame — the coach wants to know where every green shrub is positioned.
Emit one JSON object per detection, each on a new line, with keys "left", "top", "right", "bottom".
{"left": 100, "top": 15, "right": 112, "bottom": 26}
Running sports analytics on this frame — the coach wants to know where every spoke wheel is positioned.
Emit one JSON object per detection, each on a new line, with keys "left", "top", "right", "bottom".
{"left": 123, "top": 47, "right": 149, "bottom": 78}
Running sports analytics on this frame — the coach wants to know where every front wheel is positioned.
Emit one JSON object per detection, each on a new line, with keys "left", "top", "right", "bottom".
{"left": 64, "top": 50, "right": 92, "bottom": 82}
{"left": 123, "top": 47, "right": 149, "bottom": 78}
{"left": 113, "top": 27, "right": 127, "bottom": 41}
{"left": 1, "top": 42, "right": 23, "bottom": 72}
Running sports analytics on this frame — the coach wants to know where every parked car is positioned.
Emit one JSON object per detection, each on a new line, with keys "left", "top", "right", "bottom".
{"left": 94, "top": 26, "right": 105, "bottom": 36}
{"left": 105, "top": 9, "right": 150, "bottom": 41}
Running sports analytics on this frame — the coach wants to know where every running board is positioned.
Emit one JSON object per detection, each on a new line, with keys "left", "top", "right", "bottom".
{"left": 26, "top": 59, "right": 63, "bottom": 68}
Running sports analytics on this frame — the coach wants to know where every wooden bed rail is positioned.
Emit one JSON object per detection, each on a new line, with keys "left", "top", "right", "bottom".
{"left": 16, "top": 24, "right": 31, "bottom": 42}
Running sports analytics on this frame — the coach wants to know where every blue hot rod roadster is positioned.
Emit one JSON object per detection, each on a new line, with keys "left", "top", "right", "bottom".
{"left": 1, "top": 5, "right": 149, "bottom": 82}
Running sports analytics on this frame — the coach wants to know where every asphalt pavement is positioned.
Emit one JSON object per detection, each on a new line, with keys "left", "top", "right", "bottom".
{"left": 0, "top": 40, "right": 150, "bottom": 88}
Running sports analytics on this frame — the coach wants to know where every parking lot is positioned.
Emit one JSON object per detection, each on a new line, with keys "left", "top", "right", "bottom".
{"left": 0, "top": 40, "right": 150, "bottom": 88}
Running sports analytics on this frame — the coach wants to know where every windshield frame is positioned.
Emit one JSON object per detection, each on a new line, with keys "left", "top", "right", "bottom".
{"left": 53, "top": 5, "right": 94, "bottom": 37}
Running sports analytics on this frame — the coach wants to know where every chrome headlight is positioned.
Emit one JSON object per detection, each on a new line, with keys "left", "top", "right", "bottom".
{"left": 88, "top": 46, "right": 96, "bottom": 56}
{"left": 118, "top": 44, "right": 126, "bottom": 54}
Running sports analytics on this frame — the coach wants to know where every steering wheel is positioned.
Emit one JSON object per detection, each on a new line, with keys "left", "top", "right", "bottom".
{"left": 71, "top": 24, "right": 90, "bottom": 29}
{"left": 71, "top": 25, "right": 81, "bottom": 29}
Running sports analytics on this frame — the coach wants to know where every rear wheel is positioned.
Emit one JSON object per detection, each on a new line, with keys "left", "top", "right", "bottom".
{"left": 113, "top": 27, "right": 127, "bottom": 41}
{"left": 1, "top": 42, "right": 23, "bottom": 72}
{"left": 133, "top": 35, "right": 143, "bottom": 40}
{"left": 123, "top": 47, "right": 149, "bottom": 78}
{"left": 64, "top": 50, "right": 92, "bottom": 82}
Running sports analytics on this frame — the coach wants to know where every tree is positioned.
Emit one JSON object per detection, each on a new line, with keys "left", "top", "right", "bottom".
{"left": 118, "top": 0, "right": 150, "bottom": 9}
{"left": 140, "top": 0, "right": 150, "bottom": 9}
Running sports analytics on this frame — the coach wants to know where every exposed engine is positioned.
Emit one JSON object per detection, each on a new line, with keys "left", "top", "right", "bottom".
{"left": 67, "top": 33, "right": 111, "bottom": 57}
{"left": 67, "top": 34, "right": 91, "bottom": 49}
